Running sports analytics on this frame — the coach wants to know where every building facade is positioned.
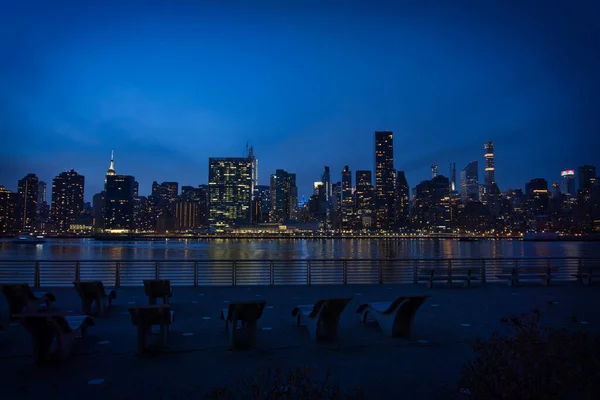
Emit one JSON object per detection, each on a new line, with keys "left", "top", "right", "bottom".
{"left": 460, "top": 161, "right": 479, "bottom": 202}
{"left": 51, "top": 169, "right": 85, "bottom": 233}
{"left": 17, "top": 173, "right": 39, "bottom": 232}
{"left": 394, "top": 170, "right": 410, "bottom": 229}
{"left": 208, "top": 157, "right": 253, "bottom": 231}
{"left": 270, "top": 169, "right": 297, "bottom": 223}
{"left": 374, "top": 131, "right": 395, "bottom": 231}
{"left": 341, "top": 166, "right": 353, "bottom": 230}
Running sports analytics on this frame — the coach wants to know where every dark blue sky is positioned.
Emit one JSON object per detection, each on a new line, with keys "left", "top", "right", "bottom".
{"left": 1, "top": 0, "right": 599, "bottom": 201}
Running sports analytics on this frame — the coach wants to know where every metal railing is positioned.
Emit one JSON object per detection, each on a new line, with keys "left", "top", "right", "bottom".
{"left": 0, "top": 257, "right": 597, "bottom": 288}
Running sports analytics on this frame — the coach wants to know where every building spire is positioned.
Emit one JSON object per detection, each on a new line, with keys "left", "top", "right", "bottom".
{"left": 106, "top": 150, "right": 116, "bottom": 176}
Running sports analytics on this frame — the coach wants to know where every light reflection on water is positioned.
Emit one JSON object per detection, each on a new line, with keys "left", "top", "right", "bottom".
{"left": 0, "top": 238, "right": 599, "bottom": 260}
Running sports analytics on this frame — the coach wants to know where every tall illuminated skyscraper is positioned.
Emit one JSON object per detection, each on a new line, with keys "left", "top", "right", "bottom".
{"left": 17, "top": 173, "right": 39, "bottom": 232}
{"left": 208, "top": 157, "right": 253, "bottom": 230}
{"left": 484, "top": 141, "right": 495, "bottom": 188}
{"left": 341, "top": 166, "right": 353, "bottom": 230}
{"left": 269, "top": 169, "right": 297, "bottom": 222}
{"left": 460, "top": 161, "right": 479, "bottom": 202}
{"left": 561, "top": 170, "right": 576, "bottom": 197}
{"left": 374, "top": 131, "right": 395, "bottom": 231}
{"left": 51, "top": 169, "right": 85, "bottom": 233}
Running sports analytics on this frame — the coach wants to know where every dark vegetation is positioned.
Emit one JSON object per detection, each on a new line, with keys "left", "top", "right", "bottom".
{"left": 460, "top": 309, "right": 600, "bottom": 400}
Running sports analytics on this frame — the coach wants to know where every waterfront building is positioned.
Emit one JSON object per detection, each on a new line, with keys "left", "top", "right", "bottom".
{"left": 37, "top": 181, "right": 46, "bottom": 211}
{"left": 578, "top": 165, "right": 596, "bottom": 191}
{"left": 103, "top": 154, "right": 135, "bottom": 231}
{"left": 17, "top": 173, "right": 39, "bottom": 232}
{"left": 355, "top": 170, "right": 374, "bottom": 231}
{"left": 341, "top": 166, "right": 353, "bottom": 230}
{"left": 253, "top": 185, "right": 271, "bottom": 223}
{"left": 561, "top": 170, "right": 576, "bottom": 197}
{"left": 208, "top": 157, "right": 253, "bottom": 231}
{"left": 525, "top": 178, "right": 551, "bottom": 217}
{"left": 484, "top": 141, "right": 495, "bottom": 188}
{"left": 176, "top": 200, "right": 198, "bottom": 231}
{"left": 413, "top": 175, "right": 451, "bottom": 231}
{"left": 460, "top": 161, "right": 479, "bottom": 202}
{"left": 132, "top": 196, "right": 153, "bottom": 232}
{"left": 92, "top": 191, "right": 105, "bottom": 230}
{"left": 374, "top": 131, "right": 395, "bottom": 231}
{"left": 51, "top": 169, "right": 85, "bottom": 233}
{"left": 269, "top": 169, "right": 297, "bottom": 223}
{"left": 0, "top": 186, "right": 19, "bottom": 234}
{"left": 394, "top": 170, "right": 410, "bottom": 229}
{"left": 105, "top": 175, "right": 135, "bottom": 231}
{"left": 247, "top": 143, "right": 258, "bottom": 199}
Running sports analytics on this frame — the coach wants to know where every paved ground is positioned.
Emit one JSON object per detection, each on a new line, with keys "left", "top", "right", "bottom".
{"left": 1, "top": 281, "right": 599, "bottom": 399}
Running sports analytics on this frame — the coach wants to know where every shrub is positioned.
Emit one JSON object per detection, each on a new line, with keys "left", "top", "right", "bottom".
{"left": 460, "top": 309, "right": 600, "bottom": 399}
{"left": 207, "top": 360, "right": 365, "bottom": 399}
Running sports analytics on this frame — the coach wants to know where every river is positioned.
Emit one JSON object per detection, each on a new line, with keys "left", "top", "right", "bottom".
{"left": 0, "top": 238, "right": 598, "bottom": 260}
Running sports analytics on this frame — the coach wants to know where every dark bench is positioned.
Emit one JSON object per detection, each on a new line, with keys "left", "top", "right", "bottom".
{"left": 220, "top": 301, "right": 267, "bottom": 349}
{"left": 14, "top": 313, "right": 95, "bottom": 364}
{"left": 0, "top": 283, "right": 56, "bottom": 319}
{"left": 496, "top": 266, "right": 557, "bottom": 286}
{"left": 291, "top": 297, "right": 352, "bottom": 342}
{"left": 417, "top": 267, "right": 481, "bottom": 288}
{"left": 356, "top": 295, "right": 430, "bottom": 338}
{"left": 128, "top": 305, "right": 175, "bottom": 355}
{"left": 143, "top": 279, "right": 173, "bottom": 305}
{"left": 73, "top": 280, "right": 116, "bottom": 315}
{"left": 572, "top": 266, "right": 600, "bottom": 285}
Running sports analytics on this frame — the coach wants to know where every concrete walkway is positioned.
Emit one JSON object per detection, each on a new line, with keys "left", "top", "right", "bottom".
{"left": 1, "top": 282, "right": 599, "bottom": 399}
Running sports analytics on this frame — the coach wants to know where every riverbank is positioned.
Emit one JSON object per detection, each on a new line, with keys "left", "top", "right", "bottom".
{"left": 1, "top": 283, "right": 599, "bottom": 399}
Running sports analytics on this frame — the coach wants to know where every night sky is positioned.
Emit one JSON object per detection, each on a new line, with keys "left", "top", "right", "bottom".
{"left": 1, "top": 0, "right": 599, "bottom": 201}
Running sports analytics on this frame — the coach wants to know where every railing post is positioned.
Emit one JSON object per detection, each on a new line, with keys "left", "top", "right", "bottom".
{"left": 34, "top": 261, "right": 40, "bottom": 288}
{"left": 307, "top": 261, "right": 311, "bottom": 286}
{"left": 343, "top": 260, "right": 348, "bottom": 285}
{"left": 481, "top": 259, "right": 486, "bottom": 283}
{"left": 270, "top": 260, "right": 274, "bottom": 286}
{"left": 75, "top": 261, "right": 81, "bottom": 283}
{"left": 378, "top": 260, "right": 383, "bottom": 284}
{"left": 232, "top": 261, "right": 237, "bottom": 286}
{"left": 193, "top": 261, "right": 198, "bottom": 288}
{"left": 155, "top": 261, "right": 160, "bottom": 280}
{"left": 115, "top": 261, "right": 121, "bottom": 288}
{"left": 413, "top": 260, "right": 418, "bottom": 284}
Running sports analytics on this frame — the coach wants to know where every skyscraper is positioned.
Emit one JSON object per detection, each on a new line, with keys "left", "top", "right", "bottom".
{"left": 341, "top": 166, "right": 353, "bottom": 230}
{"left": 51, "top": 169, "right": 85, "bottom": 233}
{"left": 578, "top": 165, "right": 596, "bottom": 191}
{"left": 561, "top": 170, "right": 576, "bottom": 197}
{"left": 105, "top": 175, "right": 135, "bottom": 231}
{"left": 460, "top": 161, "right": 479, "bottom": 202}
{"left": 0, "top": 186, "right": 19, "bottom": 233}
{"left": 18, "top": 173, "right": 39, "bottom": 232}
{"left": 394, "top": 170, "right": 410, "bottom": 228}
{"left": 103, "top": 153, "right": 134, "bottom": 231}
{"left": 484, "top": 141, "right": 495, "bottom": 188}
{"left": 247, "top": 143, "right": 258, "bottom": 199}
{"left": 431, "top": 164, "right": 438, "bottom": 179}
{"left": 269, "top": 169, "right": 297, "bottom": 223}
{"left": 208, "top": 157, "right": 253, "bottom": 230}
{"left": 37, "top": 181, "right": 46, "bottom": 211}
{"left": 355, "top": 170, "right": 374, "bottom": 230}
{"left": 374, "top": 131, "right": 395, "bottom": 231}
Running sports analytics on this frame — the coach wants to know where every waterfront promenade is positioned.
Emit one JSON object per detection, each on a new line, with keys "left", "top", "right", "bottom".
{"left": 1, "top": 282, "right": 599, "bottom": 399}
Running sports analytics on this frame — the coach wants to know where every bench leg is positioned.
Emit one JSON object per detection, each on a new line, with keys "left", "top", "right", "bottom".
{"left": 230, "top": 319, "right": 258, "bottom": 349}
{"left": 137, "top": 325, "right": 148, "bottom": 355}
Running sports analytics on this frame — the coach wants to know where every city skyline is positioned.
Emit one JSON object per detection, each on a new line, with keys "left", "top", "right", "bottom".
{"left": 2, "top": 1, "right": 599, "bottom": 197}
{"left": 0, "top": 141, "right": 597, "bottom": 203}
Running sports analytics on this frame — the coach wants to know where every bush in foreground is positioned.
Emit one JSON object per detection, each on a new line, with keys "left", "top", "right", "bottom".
{"left": 207, "top": 361, "right": 365, "bottom": 399}
{"left": 460, "top": 309, "right": 600, "bottom": 399}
